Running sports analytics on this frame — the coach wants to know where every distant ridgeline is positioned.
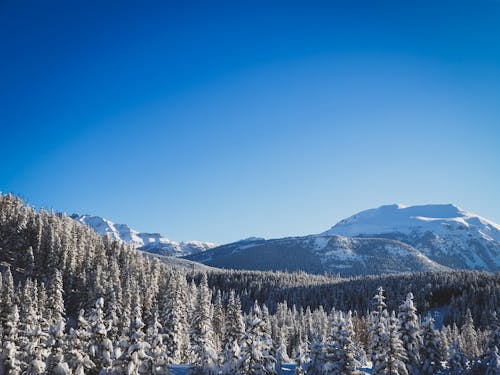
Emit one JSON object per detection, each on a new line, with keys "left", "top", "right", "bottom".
{"left": 0, "top": 194, "right": 499, "bottom": 374}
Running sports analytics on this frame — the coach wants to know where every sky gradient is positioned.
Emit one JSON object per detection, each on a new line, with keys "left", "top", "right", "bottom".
{"left": 1, "top": 0, "right": 499, "bottom": 243}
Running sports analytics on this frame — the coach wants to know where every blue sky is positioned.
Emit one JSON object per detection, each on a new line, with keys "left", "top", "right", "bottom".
{"left": 1, "top": 0, "right": 499, "bottom": 243}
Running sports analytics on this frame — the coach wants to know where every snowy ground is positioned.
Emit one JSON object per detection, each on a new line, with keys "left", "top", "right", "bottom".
{"left": 169, "top": 364, "right": 373, "bottom": 374}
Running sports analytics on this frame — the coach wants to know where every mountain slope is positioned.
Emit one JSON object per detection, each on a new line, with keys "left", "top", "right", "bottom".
{"left": 184, "top": 234, "right": 447, "bottom": 276}
{"left": 322, "top": 204, "right": 500, "bottom": 271}
{"left": 71, "top": 214, "right": 217, "bottom": 257}
{"left": 185, "top": 203, "right": 500, "bottom": 276}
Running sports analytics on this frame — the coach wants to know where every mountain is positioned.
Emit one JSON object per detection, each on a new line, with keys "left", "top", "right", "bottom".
{"left": 70, "top": 214, "right": 217, "bottom": 257}
{"left": 323, "top": 204, "right": 500, "bottom": 271}
{"left": 184, "top": 235, "right": 446, "bottom": 276}
{"left": 184, "top": 204, "right": 500, "bottom": 276}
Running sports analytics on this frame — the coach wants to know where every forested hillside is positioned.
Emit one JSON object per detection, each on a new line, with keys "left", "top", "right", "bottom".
{"left": 0, "top": 194, "right": 499, "bottom": 374}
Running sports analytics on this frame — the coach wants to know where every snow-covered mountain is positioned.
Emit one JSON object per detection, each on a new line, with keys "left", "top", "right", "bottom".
{"left": 185, "top": 204, "right": 500, "bottom": 276}
{"left": 323, "top": 204, "right": 500, "bottom": 271}
{"left": 184, "top": 235, "right": 446, "bottom": 276}
{"left": 70, "top": 214, "right": 217, "bottom": 257}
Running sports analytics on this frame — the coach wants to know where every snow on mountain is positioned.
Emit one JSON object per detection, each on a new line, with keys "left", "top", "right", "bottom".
{"left": 185, "top": 234, "right": 447, "bottom": 277}
{"left": 322, "top": 204, "right": 500, "bottom": 271}
{"left": 70, "top": 214, "right": 217, "bottom": 257}
{"left": 185, "top": 203, "right": 500, "bottom": 276}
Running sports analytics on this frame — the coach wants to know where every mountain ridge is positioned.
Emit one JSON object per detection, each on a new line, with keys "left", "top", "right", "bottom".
{"left": 70, "top": 213, "right": 218, "bottom": 257}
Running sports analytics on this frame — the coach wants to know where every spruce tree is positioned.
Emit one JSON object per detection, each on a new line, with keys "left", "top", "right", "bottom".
{"left": 190, "top": 274, "right": 218, "bottom": 374}
{"left": 421, "top": 314, "right": 443, "bottom": 375}
{"left": 397, "top": 292, "right": 422, "bottom": 375}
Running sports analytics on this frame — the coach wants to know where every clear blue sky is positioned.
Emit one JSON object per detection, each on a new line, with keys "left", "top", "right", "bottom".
{"left": 1, "top": 0, "right": 499, "bottom": 243}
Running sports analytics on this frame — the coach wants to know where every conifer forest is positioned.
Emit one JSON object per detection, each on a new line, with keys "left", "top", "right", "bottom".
{"left": 0, "top": 194, "right": 499, "bottom": 374}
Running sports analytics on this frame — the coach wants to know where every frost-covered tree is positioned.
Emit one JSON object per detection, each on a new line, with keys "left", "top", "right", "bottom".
{"left": 146, "top": 311, "right": 169, "bottom": 375}
{"left": 88, "top": 298, "right": 114, "bottom": 373}
{"left": 421, "top": 314, "right": 443, "bottom": 375}
{"left": 461, "top": 309, "right": 479, "bottom": 360}
{"left": 221, "top": 291, "right": 245, "bottom": 375}
{"left": 240, "top": 301, "right": 277, "bottom": 375}
{"left": 161, "top": 272, "right": 189, "bottom": 364}
{"left": 386, "top": 311, "right": 408, "bottom": 375}
{"left": 1, "top": 304, "right": 22, "bottom": 375}
{"left": 447, "top": 338, "right": 467, "bottom": 374}
{"left": 190, "top": 274, "right": 218, "bottom": 374}
{"left": 397, "top": 292, "right": 421, "bottom": 375}
{"left": 292, "top": 328, "right": 307, "bottom": 375}
{"left": 370, "top": 287, "right": 390, "bottom": 375}
{"left": 337, "top": 311, "right": 363, "bottom": 375}
{"left": 123, "top": 306, "right": 151, "bottom": 375}
{"left": 486, "top": 346, "right": 500, "bottom": 375}
{"left": 67, "top": 310, "right": 95, "bottom": 375}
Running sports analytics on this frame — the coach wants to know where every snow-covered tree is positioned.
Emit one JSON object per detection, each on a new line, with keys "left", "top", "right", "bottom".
{"left": 123, "top": 305, "right": 151, "bottom": 375}
{"left": 190, "top": 274, "right": 218, "bottom": 374}
{"left": 239, "top": 301, "right": 277, "bottom": 375}
{"left": 221, "top": 291, "right": 245, "bottom": 375}
{"left": 146, "top": 311, "right": 169, "bottom": 375}
{"left": 1, "top": 304, "right": 22, "bottom": 375}
{"left": 292, "top": 328, "right": 307, "bottom": 375}
{"left": 461, "top": 309, "right": 480, "bottom": 360}
{"left": 386, "top": 311, "right": 408, "bottom": 375}
{"left": 88, "top": 298, "right": 114, "bottom": 373}
{"left": 370, "top": 287, "right": 390, "bottom": 375}
{"left": 447, "top": 338, "right": 467, "bottom": 374}
{"left": 486, "top": 346, "right": 500, "bottom": 375}
{"left": 67, "top": 310, "right": 95, "bottom": 375}
{"left": 397, "top": 292, "right": 422, "bottom": 375}
{"left": 161, "top": 272, "right": 189, "bottom": 364}
{"left": 421, "top": 314, "right": 443, "bottom": 375}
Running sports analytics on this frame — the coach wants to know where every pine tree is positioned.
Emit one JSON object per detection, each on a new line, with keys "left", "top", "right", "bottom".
{"left": 239, "top": 301, "right": 277, "bottom": 375}
{"left": 1, "top": 304, "right": 22, "bottom": 375}
{"left": 221, "top": 291, "right": 245, "bottom": 375}
{"left": 146, "top": 311, "right": 170, "bottom": 375}
{"left": 461, "top": 309, "right": 479, "bottom": 360}
{"left": 386, "top": 311, "right": 408, "bottom": 375}
{"left": 124, "top": 305, "right": 151, "bottom": 375}
{"left": 397, "top": 292, "right": 422, "bottom": 375}
{"left": 370, "top": 287, "right": 390, "bottom": 375}
{"left": 337, "top": 311, "right": 362, "bottom": 375}
{"left": 161, "top": 272, "right": 189, "bottom": 364}
{"left": 486, "top": 346, "right": 500, "bottom": 375}
{"left": 421, "top": 314, "right": 443, "bottom": 375}
{"left": 292, "top": 329, "right": 307, "bottom": 375}
{"left": 447, "top": 338, "right": 467, "bottom": 374}
{"left": 88, "top": 298, "right": 114, "bottom": 373}
{"left": 67, "top": 310, "right": 95, "bottom": 375}
{"left": 190, "top": 274, "right": 218, "bottom": 374}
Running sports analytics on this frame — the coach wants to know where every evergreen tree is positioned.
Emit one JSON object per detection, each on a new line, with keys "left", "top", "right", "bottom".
{"left": 386, "top": 311, "right": 408, "bottom": 375}
{"left": 221, "top": 291, "right": 245, "bottom": 375}
{"left": 1, "top": 304, "right": 22, "bottom": 375}
{"left": 67, "top": 310, "right": 95, "bottom": 375}
{"left": 486, "top": 346, "right": 500, "bottom": 375}
{"left": 88, "top": 298, "right": 114, "bottom": 373}
{"left": 461, "top": 309, "right": 480, "bottom": 360}
{"left": 124, "top": 305, "right": 151, "bottom": 375}
{"left": 397, "top": 292, "right": 422, "bottom": 375}
{"left": 239, "top": 301, "right": 277, "bottom": 375}
{"left": 146, "top": 311, "right": 170, "bottom": 375}
{"left": 447, "top": 338, "right": 467, "bottom": 374}
{"left": 190, "top": 274, "right": 218, "bottom": 374}
{"left": 161, "top": 272, "right": 189, "bottom": 364}
{"left": 370, "top": 287, "right": 390, "bottom": 375}
{"left": 292, "top": 328, "right": 307, "bottom": 375}
{"left": 421, "top": 314, "right": 443, "bottom": 375}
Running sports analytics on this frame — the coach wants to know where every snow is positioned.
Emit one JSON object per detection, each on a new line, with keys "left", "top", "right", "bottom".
{"left": 323, "top": 203, "right": 500, "bottom": 242}
{"left": 70, "top": 213, "right": 217, "bottom": 257}
{"left": 169, "top": 364, "right": 373, "bottom": 374}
